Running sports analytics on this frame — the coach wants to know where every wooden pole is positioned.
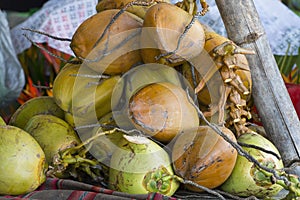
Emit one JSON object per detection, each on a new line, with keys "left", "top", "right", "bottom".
{"left": 214, "top": 0, "right": 300, "bottom": 175}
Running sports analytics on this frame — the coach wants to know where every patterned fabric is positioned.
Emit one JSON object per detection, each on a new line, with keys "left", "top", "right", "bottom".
{"left": 10, "top": 0, "right": 98, "bottom": 56}
{"left": 10, "top": 0, "right": 300, "bottom": 56}
{"left": 193, "top": 0, "right": 300, "bottom": 56}
{"left": 1, "top": 178, "right": 179, "bottom": 200}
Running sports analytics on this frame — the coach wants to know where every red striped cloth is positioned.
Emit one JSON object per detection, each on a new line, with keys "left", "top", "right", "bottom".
{"left": 1, "top": 178, "right": 179, "bottom": 200}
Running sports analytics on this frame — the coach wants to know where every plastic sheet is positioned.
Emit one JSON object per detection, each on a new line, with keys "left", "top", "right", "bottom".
{"left": 0, "top": 10, "right": 25, "bottom": 107}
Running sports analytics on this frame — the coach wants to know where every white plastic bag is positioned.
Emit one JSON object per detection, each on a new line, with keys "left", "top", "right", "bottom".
{"left": 0, "top": 10, "right": 25, "bottom": 107}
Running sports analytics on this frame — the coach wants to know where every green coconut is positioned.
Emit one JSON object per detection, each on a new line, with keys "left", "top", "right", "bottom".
{"left": 71, "top": 75, "right": 120, "bottom": 126}
{"left": 0, "top": 116, "right": 6, "bottom": 126}
{"left": 52, "top": 61, "right": 81, "bottom": 112}
{"left": 0, "top": 125, "right": 46, "bottom": 195}
{"left": 220, "top": 132, "right": 284, "bottom": 198}
{"left": 9, "top": 96, "right": 64, "bottom": 129}
{"left": 109, "top": 135, "right": 180, "bottom": 196}
{"left": 24, "top": 114, "right": 81, "bottom": 165}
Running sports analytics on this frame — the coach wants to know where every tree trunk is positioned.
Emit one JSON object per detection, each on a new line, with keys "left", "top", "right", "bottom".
{"left": 214, "top": 0, "right": 300, "bottom": 175}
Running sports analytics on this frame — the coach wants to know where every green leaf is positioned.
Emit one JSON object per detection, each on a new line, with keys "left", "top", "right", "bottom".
{"left": 275, "top": 44, "right": 300, "bottom": 83}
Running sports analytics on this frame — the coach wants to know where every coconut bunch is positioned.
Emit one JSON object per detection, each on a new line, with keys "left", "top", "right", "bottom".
{"left": 3, "top": 0, "right": 300, "bottom": 198}
{"left": 0, "top": 96, "right": 77, "bottom": 196}
{"left": 1, "top": 96, "right": 113, "bottom": 191}
{"left": 66, "top": 0, "right": 252, "bottom": 136}
{"left": 52, "top": 0, "right": 295, "bottom": 198}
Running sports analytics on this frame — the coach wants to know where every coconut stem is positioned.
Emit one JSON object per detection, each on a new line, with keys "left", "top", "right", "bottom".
{"left": 198, "top": 0, "right": 209, "bottom": 16}
{"left": 69, "top": 74, "right": 111, "bottom": 79}
{"left": 214, "top": 190, "right": 259, "bottom": 200}
{"left": 32, "top": 84, "right": 52, "bottom": 90}
{"left": 238, "top": 141, "right": 281, "bottom": 160}
{"left": 62, "top": 126, "right": 145, "bottom": 161}
{"left": 172, "top": 175, "right": 226, "bottom": 199}
{"left": 62, "top": 155, "right": 98, "bottom": 166}
{"left": 61, "top": 129, "right": 114, "bottom": 158}
{"left": 178, "top": 0, "right": 209, "bottom": 16}
{"left": 75, "top": 123, "right": 145, "bottom": 136}
{"left": 52, "top": 143, "right": 106, "bottom": 183}
{"left": 22, "top": 27, "right": 72, "bottom": 42}
{"left": 22, "top": 33, "right": 81, "bottom": 64}
{"left": 258, "top": 169, "right": 300, "bottom": 198}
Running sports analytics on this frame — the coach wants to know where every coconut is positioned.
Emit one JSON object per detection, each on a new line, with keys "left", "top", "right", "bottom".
{"left": 220, "top": 132, "right": 284, "bottom": 198}
{"left": 8, "top": 96, "right": 65, "bottom": 129}
{"left": 71, "top": 75, "right": 120, "bottom": 126}
{"left": 111, "top": 63, "right": 191, "bottom": 131}
{"left": 140, "top": 2, "right": 205, "bottom": 66}
{"left": 0, "top": 125, "right": 46, "bottom": 195}
{"left": 70, "top": 9, "right": 143, "bottom": 75}
{"left": 128, "top": 82, "right": 199, "bottom": 143}
{"left": 96, "top": 0, "right": 165, "bottom": 19}
{"left": 24, "top": 114, "right": 81, "bottom": 165}
{"left": 53, "top": 60, "right": 121, "bottom": 126}
{"left": 0, "top": 116, "right": 6, "bottom": 126}
{"left": 109, "top": 135, "right": 180, "bottom": 196}
{"left": 172, "top": 125, "right": 237, "bottom": 191}
{"left": 52, "top": 61, "right": 81, "bottom": 112}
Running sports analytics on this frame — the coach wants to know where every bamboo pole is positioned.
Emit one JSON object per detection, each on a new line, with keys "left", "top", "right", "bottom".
{"left": 214, "top": 0, "right": 300, "bottom": 175}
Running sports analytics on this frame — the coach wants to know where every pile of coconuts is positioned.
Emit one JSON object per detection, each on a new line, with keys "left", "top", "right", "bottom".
{"left": 0, "top": 96, "right": 84, "bottom": 196}
{"left": 1, "top": 0, "right": 298, "bottom": 199}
